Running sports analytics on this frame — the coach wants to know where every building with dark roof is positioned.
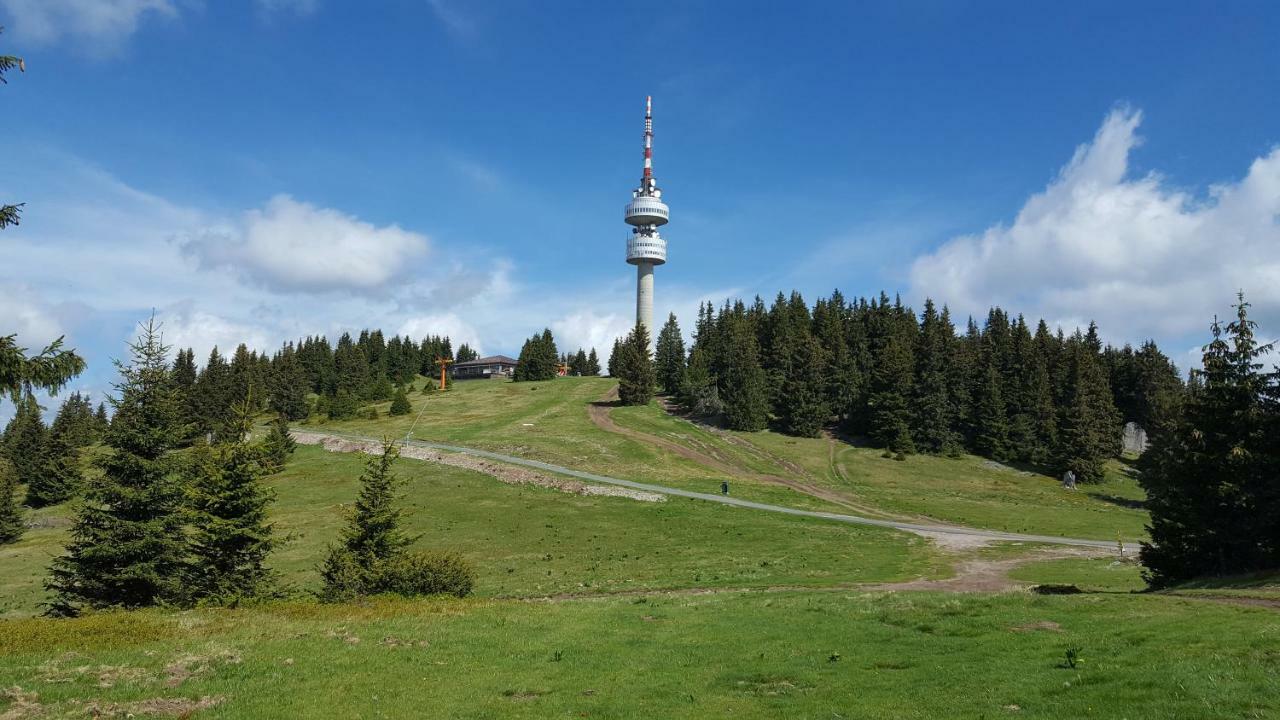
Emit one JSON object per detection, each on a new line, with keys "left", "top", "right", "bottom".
{"left": 451, "top": 355, "right": 518, "bottom": 380}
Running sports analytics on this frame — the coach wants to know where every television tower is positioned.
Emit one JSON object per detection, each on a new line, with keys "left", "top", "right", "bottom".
{"left": 623, "top": 95, "right": 669, "bottom": 338}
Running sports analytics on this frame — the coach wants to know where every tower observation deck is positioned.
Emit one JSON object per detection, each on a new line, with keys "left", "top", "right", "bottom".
{"left": 624, "top": 96, "right": 669, "bottom": 337}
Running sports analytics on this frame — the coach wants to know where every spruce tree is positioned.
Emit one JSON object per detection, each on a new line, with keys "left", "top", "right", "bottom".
{"left": 389, "top": 386, "right": 412, "bottom": 416}
{"left": 321, "top": 440, "right": 412, "bottom": 599}
{"left": 1054, "top": 327, "right": 1121, "bottom": 483}
{"left": 49, "top": 392, "right": 97, "bottom": 448}
{"left": 1140, "top": 296, "right": 1278, "bottom": 585}
{"left": 262, "top": 415, "right": 297, "bottom": 473}
{"left": 678, "top": 346, "right": 722, "bottom": 416}
{"left": 187, "top": 405, "right": 278, "bottom": 601}
{"left": 2, "top": 392, "right": 46, "bottom": 489}
{"left": 47, "top": 317, "right": 188, "bottom": 615}
{"left": 26, "top": 434, "right": 81, "bottom": 507}
{"left": 514, "top": 329, "right": 559, "bottom": 381}
{"left": 778, "top": 332, "right": 828, "bottom": 437}
{"left": 911, "top": 299, "right": 959, "bottom": 454}
{"left": 606, "top": 338, "right": 622, "bottom": 377}
{"left": 868, "top": 331, "right": 916, "bottom": 454}
{"left": 585, "top": 348, "right": 601, "bottom": 376}
{"left": 0, "top": 458, "right": 22, "bottom": 545}
{"left": 718, "top": 311, "right": 769, "bottom": 431}
{"left": 973, "top": 362, "right": 1009, "bottom": 460}
{"left": 654, "top": 313, "right": 686, "bottom": 394}
{"left": 616, "top": 324, "right": 656, "bottom": 406}
{"left": 269, "top": 343, "right": 311, "bottom": 421}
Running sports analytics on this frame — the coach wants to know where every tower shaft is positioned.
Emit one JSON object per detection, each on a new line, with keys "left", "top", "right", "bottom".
{"left": 636, "top": 262, "right": 655, "bottom": 336}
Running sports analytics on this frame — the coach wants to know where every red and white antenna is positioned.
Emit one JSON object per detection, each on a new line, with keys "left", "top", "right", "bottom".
{"left": 642, "top": 95, "right": 653, "bottom": 182}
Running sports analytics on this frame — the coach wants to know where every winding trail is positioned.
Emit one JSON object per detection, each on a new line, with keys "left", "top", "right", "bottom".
{"left": 301, "top": 428, "right": 1123, "bottom": 551}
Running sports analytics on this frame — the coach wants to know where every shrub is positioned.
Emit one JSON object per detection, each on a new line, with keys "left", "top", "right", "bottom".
{"left": 381, "top": 551, "right": 475, "bottom": 598}
{"left": 389, "top": 387, "right": 412, "bottom": 416}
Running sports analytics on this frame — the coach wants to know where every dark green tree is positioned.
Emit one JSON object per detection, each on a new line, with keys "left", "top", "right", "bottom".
{"left": 973, "top": 362, "right": 1009, "bottom": 460}
{"left": 389, "top": 386, "right": 412, "bottom": 416}
{"left": 1, "top": 334, "right": 85, "bottom": 408}
{"left": 585, "top": 348, "right": 601, "bottom": 376}
{"left": 717, "top": 310, "right": 769, "bottom": 431}
{"left": 455, "top": 343, "right": 479, "bottom": 363}
{"left": 911, "top": 299, "right": 959, "bottom": 454}
{"left": 327, "top": 388, "right": 359, "bottom": 420}
{"left": 321, "top": 440, "right": 412, "bottom": 599}
{"left": 26, "top": 434, "right": 81, "bottom": 507}
{"left": 654, "top": 313, "right": 686, "bottom": 394}
{"left": 49, "top": 391, "right": 98, "bottom": 448}
{"left": 615, "top": 324, "right": 656, "bottom": 406}
{"left": 47, "top": 317, "right": 188, "bottom": 615}
{"left": 261, "top": 415, "right": 297, "bottom": 473}
{"left": 2, "top": 392, "right": 46, "bottom": 490}
{"left": 0, "top": 458, "right": 22, "bottom": 544}
{"left": 187, "top": 404, "right": 278, "bottom": 601}
{"left": 1054, "top": 326, "right": 1121, "bottom": 482}
{"left": 866, "top": 300, "right": 916, "bottom": 454}
{"left": 514, "top": 329, "right": 559, "bottom": 382}
{"left": 1140, "top": 296, "right": 1278, "bottom": 586}
{"left": 269, "top": 343, "right": 311, "bottom": 421}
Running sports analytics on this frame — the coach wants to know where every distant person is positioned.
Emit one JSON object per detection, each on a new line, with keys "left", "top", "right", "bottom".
{"left": 1062, "top": 469, "right": 1077, "bottom": 490}
{"left": 720, "top": 480, "right": 729, "bottom": 496}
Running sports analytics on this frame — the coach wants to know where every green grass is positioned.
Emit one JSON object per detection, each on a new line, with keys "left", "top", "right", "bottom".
{"left": 1, "top": 591, "right": 1275, "bottom": 718}
{"left": 309, "top": 377, "right": 846, "bottom": 512}
{"left": 1009, "top": 556, "right": 1148, "bottom": 593}
{"left": 0, "top": 444, "right": 944, "bottom": 618}
{"left": 609, "top": 399, "right": 1150, "bottom": 541}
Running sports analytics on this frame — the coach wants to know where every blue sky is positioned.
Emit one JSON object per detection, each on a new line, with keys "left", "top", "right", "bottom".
{"left": 3, "top": 1, "right": 1279, "bottom": 414}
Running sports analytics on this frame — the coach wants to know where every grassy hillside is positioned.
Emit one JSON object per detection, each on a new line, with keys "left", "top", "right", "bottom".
{"left": 2, "top": 591, "right": 1275, "bottom": 719}
{"left": 318, "top": 376, "right": 1148, "bottom": 540}
{"left": 0, "top": 445, "right": 944, "bottom": 619}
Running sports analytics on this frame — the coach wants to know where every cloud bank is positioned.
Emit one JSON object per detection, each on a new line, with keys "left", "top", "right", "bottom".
{"left": 909, "top": 107, "right": 1280, "bottom": 348}
{"left": 0, "top": 0, "right": 176, "bottom": 49}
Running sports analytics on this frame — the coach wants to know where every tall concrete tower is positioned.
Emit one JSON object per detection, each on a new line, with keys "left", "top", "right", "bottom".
{"left": 624, "top": 96, "right": 669, "bottom": 337}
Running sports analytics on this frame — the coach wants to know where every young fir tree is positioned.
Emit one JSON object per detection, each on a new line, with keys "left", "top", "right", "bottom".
{"left": 26, "top": 434, "right": 81, "bottom": 507}
{"left": 47, "top": 317, "right": 188, "bottom": 616}
{"left": 187, "top": 403, "right": 278, "bottom": 601}
{"left": 606, "top": 338, "right": 622, "bottom": 377}
{"left": 0, "top": 458, "right": 23, "bottom": 545}
{"left": 94, "top": 402, "right": 109, "bottom": 434}
{"left": 321, "top": 440, "right": 413, "bottom": 600}
{"left": 1140, "top": 296, "right": 1279, "bottom": 586}
{"left": 2, "top": 392, "right": 46, "bottom": 490}
{"left": 585, "top": 348, "right": 601, "bottom": 376}
{"left": 327, "top": 388, "right": 360, "bottom": 420}
{"left": 654, "top": 313, "right": 686, "bottom": 394}
{"left": 388, "top": 386, "right": 412, "bottom": 416}
{"left": 261, "top": 415, "right": 297, "bottom": 473}
{"left": 616, "top": 324, "right": 656, "bottom": 406}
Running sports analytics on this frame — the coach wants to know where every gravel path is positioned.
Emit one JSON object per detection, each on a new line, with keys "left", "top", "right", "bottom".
{"left": 295, "top": 428, "right": 1125, "bottom": 552}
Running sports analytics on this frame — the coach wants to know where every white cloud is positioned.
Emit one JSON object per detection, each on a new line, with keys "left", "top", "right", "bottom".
{"left": 0, "top": 0, "right": 176, "bottom": 49}
{"left": 156, "top": 305, "right": 276, "bottom": 363}
{"left": 181, "top": 195, "right": 430, "bottom": 294}
{"left": 909, "top": 107, "right": 1280, "bottom": 346}
{"left": 398, "top": 313, "right": 484, "bottom": 355}
{"left": 551, "top": 310, "right": 633, "bottom": 357}
{"left": 0, "top": 284, "right": 66, "bottom": 347}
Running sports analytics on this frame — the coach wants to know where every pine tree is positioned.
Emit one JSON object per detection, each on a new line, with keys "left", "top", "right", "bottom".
{"left": 0, "top": 458, "right": 23, "bottom": 545}
{"left": 47, "top": 317, "right": 188, "bottom": 616}
{"left": 327, "top": 388, "right": 359, "bottom": 420}
{"left": 1140, "top": 296, "right": 1278, "bottom": 586}
{"left": 2, "top": 392, "right": 46, "bottom": 489}
{"left": 606, "top": 338, "right": 622, "bottom": 377}
{"left": 616, "top": 324, "right": 656, "bottom": 406}
{"left": 654, "top": 313, "right": 686, "bottom": 394}
{"left": 678, "top": 346, "right": 722, "bottom": 416}
{"left": 389, "top": 386, "right": 412, "bottom": 416}
{"left": 585, "top": 348, "right": 601, "bottom": 376}
{"left": 321, "top": 440, "right": 412, "bottom": 599}
{"left": 187, "top": 404, "right": 278, "bottom": 601}
{"left": 866, "top": 299, "right": 916, "bottom": 454}
{"left": 514, "top": 329, "right": 559, "bottom": 381}
{"left": 94, "top": 402, "right": 109, "bottom": 434}
{"left": 49, "top": 392, "right": 97, "bottom": 448}
{"left": 262, "top": 415, "right": 297, "bottom": 472}
{"left": 194, "top": 347, "right": 232, "bottom": 439}
{"left": 778, "top": 332, "right": 828, "bottom": 437}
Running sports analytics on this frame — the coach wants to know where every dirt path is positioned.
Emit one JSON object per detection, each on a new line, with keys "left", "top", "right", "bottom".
{"left": 587, "top": 389, "right": 906, "bottom": 520}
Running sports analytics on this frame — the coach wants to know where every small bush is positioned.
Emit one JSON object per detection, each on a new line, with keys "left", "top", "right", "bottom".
{"left": 381, "top": 551, "right": 475, "bottom": 598}
{"left": 389, "top": 387, "right": 412, "bottom": 416}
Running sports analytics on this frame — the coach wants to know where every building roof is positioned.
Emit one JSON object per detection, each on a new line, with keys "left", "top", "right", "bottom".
{"left": 453, "top": 355, "right": 518, "bottom": 368}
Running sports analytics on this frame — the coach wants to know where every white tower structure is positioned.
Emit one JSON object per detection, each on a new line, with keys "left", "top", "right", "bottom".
{"left": 624, "top": 96, "right": 669, "bottom": 337}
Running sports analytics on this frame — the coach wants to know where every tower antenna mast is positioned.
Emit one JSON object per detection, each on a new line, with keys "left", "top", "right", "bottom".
{"left": 623, "top": 96, "right": 670, "bottom": 337}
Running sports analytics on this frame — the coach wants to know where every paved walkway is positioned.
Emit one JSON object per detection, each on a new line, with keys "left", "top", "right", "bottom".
{"left": 307, "top": 429, "right": 1126, "bottom": 552}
